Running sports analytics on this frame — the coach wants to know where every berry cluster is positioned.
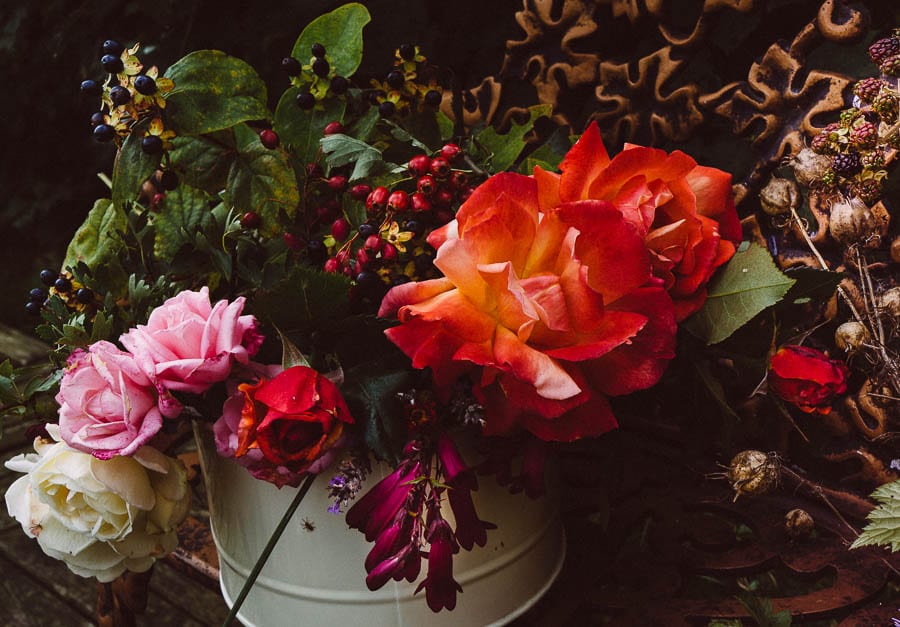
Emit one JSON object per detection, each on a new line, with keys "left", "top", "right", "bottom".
{"left": 869, "top": 29, "right": 900, "bottom": 77}
{"left": 25, "top": 270, "right": 96, "bottom": 316}
{"left": 81, "top": 40, "right": 176, "bottom": 155}
{"left": 808, "top": 35, "right": 900, "bottom": 203}
{"left": 285, "top": 43, "right": 351, "bottom": 110}
{"left": 368, "top": 44, "right": 443, "bottom": 118}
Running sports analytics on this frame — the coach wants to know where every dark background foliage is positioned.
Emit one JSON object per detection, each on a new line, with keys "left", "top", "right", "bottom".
{"left": 0, "top": 0, "right": 521, "bottom": 331}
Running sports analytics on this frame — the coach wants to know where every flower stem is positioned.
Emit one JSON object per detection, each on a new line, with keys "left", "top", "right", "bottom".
{"left": 221, "top": 472, "right": 318, "bottom": 627}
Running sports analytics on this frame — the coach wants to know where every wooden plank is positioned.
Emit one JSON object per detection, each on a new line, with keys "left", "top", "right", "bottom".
{"left": 150, "top": 561, "right": 229, "bottom": 625}
{"left": 0, "top": 551, "right": 94, "bottom": 626}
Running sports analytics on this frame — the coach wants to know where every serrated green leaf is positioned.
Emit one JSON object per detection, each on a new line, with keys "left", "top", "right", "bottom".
{"left": 291, "top": 3, "right": 371, "bottom": 78}
{"left": 348, "top": 106, "right": 380, "bottom": 143}
{"left": 684, "top": 243, "right": 795, "bottom": 345}
{"left": 436, "top": 110, "right": 455, "bottom": 141}
{"left": 225, "top": 125, "right": 300, "bottom": 237}
{"left": 519, "top": 126, "right": 572, "bottom": 173}
{"left": 253, "top": 264, "right": 351, "bottom": 333}
{"left": 168, "top": 132, "right": 234, "bottom": 193}
{"left": 274, "top": 88, "right": 346, "bottom": 165}
{"left": 22, "top": 368, "right": 62, "bottom": 400}
{"left": 341, "top": 362, "right": 413, "bottom": 463}
{"left": 476, "top": 104, "right": 552, "bottom": 172}
{"left": 320, "top": 133, "right": 395, "bottom": 181}
{"left": 851, "top": 479, "right": 900, "bottom": 552}
{"left": 276, "top": 327, "right": 310, "bottom": 369}
{"left": 64, "top": 199, "right": 127, "bottom": 275}
{"left": 112, "top": 119, "right": 161, "bottom": 211}
{"left": 154, "top": 184, "right": 212, "bottom": 259}
{"left": 164, "top": 50, "right": 269, "bottom": 135}
{"left": 89, "top": 311, "right": 112, "bottom": 343}
{"left": 782, "top": 267, "right": 844, "bottom": 305}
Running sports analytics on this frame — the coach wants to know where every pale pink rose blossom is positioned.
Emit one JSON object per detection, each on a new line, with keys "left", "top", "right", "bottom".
{"left": 56, "top": 341, "right": 180, "bottom": 459}
{"left": 120, "top": 287, "right": 262, "bottom": 394}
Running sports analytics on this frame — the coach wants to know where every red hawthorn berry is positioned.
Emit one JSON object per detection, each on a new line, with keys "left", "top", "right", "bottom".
{"left": 331, "top": 218, "right": 351, "bottom": 241}
{"left": 283, "top": 233, "right": 304, "bottom": 250}
{"left": 449, "top": 171, "right": 468, "bottom": 190}
{"left": 323, "top": 257, "right": 341, "bottom": 273}
{"left": 259, "top": 130, "right": 279, "bottom": 149}
{"left": 417, "top": 175, "right": 436, "bottom": 196}
{"left": 440, "top": 143, "right": 462, "bottom": 162}
{"left": 364, "top": 234, "right": 383, "bottom": 253}
{"left": 458, "top": 186, "right": 475, "bottom": 203}
{"left": 434, "top": 209, "right": 454, "bottom": 225}
{"left": 387, "top": 190, "right": 410, "bottom": 212}
{"left": 411, "top": 192, "right": 432, "bottom": 213}
{"left": 366, "top": 186, "right": 390, "bottom": 214}
{"left": 350, "top": 184, "right": 372, "bottom": 201}
{"left": 356, "top": 247, "right": 371, "bottom": 267}
{"left": 429, "top": 157, "right": 451, "bottom": 179}
{"left": 335, "top": 249, "right": 350, "bottom": 265}
{"left": 408, "top": 154, "right": 432, "bottom": 177}
{"left": 328, "top": 175, "right": 348, "bottom": 193}
{"left": 241, "top": 211, "right": 261, "bottom": 229}
{"left": 316, "top": 205, "right": 336, "bottom": 221}
{"left": 381, "top": 242, "right": 399, "bottom": 261}
{"left": 323, "top": 121, "right": 345, "bottom": 136}
{"left": 342, "top": 265, "right": 355, "bottom": 278}
{"left": 434, "top": 188, "right": 454, "bottom": 207}
{"left": 306, "top": 162, "right": 324, "bottom": 179}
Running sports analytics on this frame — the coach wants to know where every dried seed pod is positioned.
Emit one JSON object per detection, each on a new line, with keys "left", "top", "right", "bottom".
{"left": 784, "top": 508, "right": 815, "bottom": 538}
{"left": 829, "top": 196, "right": 885, "bottom": 247}
{"left": 760, "top": 177, "right": 800, "bottom": 216}
{"left": 792, "top": 148, "right": 833, "bottom": 187}
{"left": 727, "top": 450, "right": 780, "bottom": 501}
{"left": 834, "top": 320, "right": 870, "bottom": 352}
{"left": 879, "top": 286, "right": 900, "bottom": 317}
{"left": 892, "top": 236, "right": 900, "bottom": 263}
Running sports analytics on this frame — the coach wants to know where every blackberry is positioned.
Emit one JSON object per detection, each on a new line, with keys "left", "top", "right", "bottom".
{"left": 853, "top": 180, "right": 882, "bottom": 204}
{"left": 831, "top": 152, "right": 862, "bottom": 176}
{"left": 879, "top": 54, "right": 900, "bottom": 77}
{"left": 861, "top": 149, "right": 886, "bottom": 168}
{"left": 853, "top": 78, "right": 886, "bottom": 104}
{"left": 839, "top": 108, "right": 860, "bottom": 127}
{"left": 850, "top": 121, "right": 878, "bottom": 149}
{"left": 869, "top": 36, "right": 900, "bottom": 63}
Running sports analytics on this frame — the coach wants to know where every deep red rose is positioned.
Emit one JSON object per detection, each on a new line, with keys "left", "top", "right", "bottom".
{"left": 767, "top": 345, "right": 849, "bottom": 414}
{"left": 233, "top": 366, "right": 353, "bottom": 476}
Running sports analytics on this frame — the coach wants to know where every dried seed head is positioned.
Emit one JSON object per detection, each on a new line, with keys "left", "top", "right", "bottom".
{"left": 891, "top": 236, "right": 900, "bottom": 263}
{"left": 834, "top": 321, "right": 870, "bottom": 352}
{"left": 727, "top": 450, "right": 780, "bottom": 501}
{"left": 792, "top": 148, "right": 833, "bottom": 186}
{"left": 878, "top": 286, "right": 900, "bottom": 318}
{"left": 784, "top": 508, "right": 815, "bottom": 539}
{"left": 760, "top": 177, "right": 800, "bottom": 216}
{"left": 828, "top": 196, "right": 884, "bottom": 247}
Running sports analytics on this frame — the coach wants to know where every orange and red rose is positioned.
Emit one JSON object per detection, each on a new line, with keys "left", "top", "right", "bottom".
{"left": 767, "top": 345, "right": 849, "bottom": 414}
{"left": 214, "top": 366, "right": 353, "bottom": 487}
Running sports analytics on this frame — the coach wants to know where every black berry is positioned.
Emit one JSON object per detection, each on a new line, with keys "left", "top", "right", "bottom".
{"left": 54, "top": 277, "right": 72, "bottom": 292}
{"left": 368, "top": 89, "right": 386, "bottom": 105}
{"left": 159, "top": 171, "right": 179, "bottom": 191}
{"left": 93, "top": 124, "right": 115, "bottom": 142}
{"left": 296, "top": 91, "right": 315, "bottom": 109}
{"left": 90, "top": 112, "right": 106, "bottom": 127}
{"left": 307, "top": 239, "right": 327, "bottom": 263}
{"left": 109, "top": 85, "right": 131, "bottom": 106}
{"left": 141, "top": 135, "right": 163, "bottom": 155}
{"left": 134, "top": 75, "right": 157, "bottom": 95}
{"left": 404, "top": 220, "right": 424, "bottom": 238}
{"left": 281, "top": 57, "right": 301, "bottom": 75}
{"left": 25, "top": 301, "right": 41, "bottom": 316}
{"left": 75, "top": 288, "right": 94, "bottom": 304}
{"left": 398, "top": 44, "right": 415, "bottom": 61}
{"left": 102, "top": 40, "right": 123, "bottom": 56}
{"left": 39, "top": 269, "right": 57, "bottom": 286}
{"left": 424, "top": 90, "right": 442, "bottom": 107}
{"left": 101, "top": 54, "right": 124, "bottom": 74}
{"left": 29, "top": 288, "right": 47, "bottom": 302}
{"left": 329, "top": 76, "right": 349, "bottom": 95}
{"left": 386, "top": 71, "right": 405, "bottom": 89}
{"left": 832, "top": 152, "right": 862, "bottom": 176}
{"left": 80, "top": 79, "right": 102, "bottom": 97}
{"left": 311, "top": 43, "right": 326, "bottom": 58}
{"left": 358, "top": 223, "right": 378, "bottom": 238}
{"left": 312, "top": 57, "right": 330, "bottom": 78}
{"left": 378, "top": 101, "right": 396, "bottom": 118}
{"left": 355, "top": 270, "right": 379, "bottom": 288}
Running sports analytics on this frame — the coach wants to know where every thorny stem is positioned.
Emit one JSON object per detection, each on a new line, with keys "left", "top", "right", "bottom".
{"left": 780, "top": 465, "right": 859, "bottom": 537}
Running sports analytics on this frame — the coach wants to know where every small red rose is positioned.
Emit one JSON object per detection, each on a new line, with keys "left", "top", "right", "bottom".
{"left": 767, "top": 345, "right": 849, "bottom": 414}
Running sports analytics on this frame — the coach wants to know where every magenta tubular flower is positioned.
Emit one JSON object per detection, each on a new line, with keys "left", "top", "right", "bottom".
{"left": 447, "top": 485, "right": 496, "bottom": 551}
{"left": 416, "top": 518, "right": 462, "bottom": 612}
{"left": 346, "top": 461, "right": 421, "bottom": 541}
{"left": 366, "top": 544, "right": 414, "bottom": 591}
{"left": 437, "top": 435, "right": 475, "bottom": 489}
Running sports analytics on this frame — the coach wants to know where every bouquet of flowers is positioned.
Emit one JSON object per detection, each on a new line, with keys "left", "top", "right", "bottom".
{"left": 10, "top": 3, "right": 900, "bottom": 622}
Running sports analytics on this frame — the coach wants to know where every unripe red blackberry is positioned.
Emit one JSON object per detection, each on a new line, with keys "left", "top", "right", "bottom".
{"left": 429, "top": 157, "right": 451, "bottom": 179}
{"left": 366, "top": 186, "right": 390, "bottom": 214}
{"left": 831, "top": 152, "right": 862, "bottom": 176}
{"left": 323, "top": 121, "right": 344, "bottom": 136}
{"left": 259, "top": 129, "right": 279, "bottom": 149}
{"left": 440, "top": 143, "right": 462, "bottom": 162}
{"left": 328, "top": 175, "right": 348, "bottom": 193}
{"left": 873, "top": 93, "right": 899, "bottom": 121}
{"left": 852, "top": 179, "right": 882, "bottom": 204}
{"left": 861, "top": 149, "right": 886, "bottom": 168}
{"left": 879, "top": 54, "right": 900, "bottom": 77}
{"left": 350, "top": 184, "right": 371, "bottom": 201}
{"left": 388, "top": 190, "right": 410, "bottom": 212}
{"left": 410, "top": 192, "right": 431, "bottom": 213}
{"left": 416, "top": 175, "right": 436, "bottom": 196}
{"left": 850, "top": 121, "right": 878, "bottom": 149}
{"left": 869, "top": 36, "right": 900, "bottom": 63}
{"left": 408, "top": 154, "right": 431, "bottom": 177}
{"left": 810, "top": 132, "right": 832, "bottom": 155}
{"left": 853, "top": 77, "right": 887, "bottom": 104}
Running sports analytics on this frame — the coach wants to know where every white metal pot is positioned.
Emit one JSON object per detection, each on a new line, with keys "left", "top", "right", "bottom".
{"left": 198, "top": 434, "right": 565, "bottom": 627}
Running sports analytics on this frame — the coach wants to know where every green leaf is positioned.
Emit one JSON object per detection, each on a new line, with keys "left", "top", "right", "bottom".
{"left": 22, "top": 368, "right": 63, "bottom": 400}
{"left": 253, "top": 264, "right": 351, "bottom": 333}
{"left": 320, "top": 133, "right": 396, "bottom": 181}
{"left": 225, "top": 125, "right": 300, "bottom": 236}
{"left": 168, "top": 132, "right": 234, "bottom": 193}
{"left": 274, "top": 88, "right": 346, "bottom": 165}
{"left": 476, "top": 104, "right": 552, "bottom": 172}
{"left": 518, "top": 126, "right": 572, "bottom": 174}
{"left": 693, "top": 361, "right": 741, "bottom": 423}
{"left": 737, "top": 594, "right": 791, "bottom": 627}
{"left": 89, "top": 311, "right": 113, "bottom": 343}
{"left": 291, "top": 3, "right": 371, "bottom": 78}
{"left": 276, "top": 327, "right": 310, "bottom": 369}
{"left": 436, "top": 111, "right": 455, "bottom": 142}
{"left": 164, "top": 50, "right": 269, "bottom": 135}
{"left": 684, "top": 243, "right": 796, "bottom": 345}
{"left": 112, "top": 120, "right": 161, "bottom": 211}
{"left": 347, "top": 106, "right": 380, "bottom": 143}
{"left": 851, "top": 479, "right": 900, "bottom": 552}
{"left": 782, "top": 267, "right": 844, "bottom": 306}
{"left": 341, "top": 362, "right": 413, "bottom": 462}
{"left": 64, "top": 199, "right": 127, "bottom": 275}
{"left": 153, "top": 184, "right": 212, "bottom": 259}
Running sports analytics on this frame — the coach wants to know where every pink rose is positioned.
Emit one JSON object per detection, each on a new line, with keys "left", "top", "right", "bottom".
{"left": 56, "top": 341, "right": 181, "bottom": 459}
{"left": 121, "top": 287, "right": 262, "bottom": 394}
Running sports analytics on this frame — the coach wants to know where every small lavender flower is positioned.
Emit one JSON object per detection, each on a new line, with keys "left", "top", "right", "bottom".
{"left": 326, "top": 453, "right": 370, "bottom": 514}
{"left": 892, "top": 616, "right": 900, "bottom": 627}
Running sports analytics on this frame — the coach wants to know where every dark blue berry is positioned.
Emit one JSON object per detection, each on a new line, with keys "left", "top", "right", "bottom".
{"left": 54, "top": 277, "right": 72, "bottom": 292}
{"left": 281, "top": 57, "right": 301, "bottom": 75}
{"left": 25, "top": 301, "right": 41, "bottom": 316}
{"left": 424, "top": 90, "right": 442, "bottom": 107}
{"left": 311, "top": 43, "right": 326, "bottom": 58}
{"left": 398, "top": 44, "right": 415, "bottom": 61}
{"left": 93, "top": 124, "right": 115, "bottom": 142}
{"left": 109, "top": 85, "right": 131, "bottom": 106}
{"left": 329, "top": 76, "right": 349, "bottom": 95}
{"left": 296, "top": 91, "right": 315, "bottom": 109}
{"left": 141, "top": 135, "right": 163, "bottom": 154}
{"left": 39, "top": 269, "right": 57, "bottom": 286}
{"left": 102, "top": 40, "right": 123, "bottom": 56}
{"left": 391, "top": 274, "right": 412, "bottom": 286}
{"left": 386, "top": 71, "right": 404, "bottom": 89}
{"left": 312, "top": 58, "right": 330, "bottom": 78}
{"left": 80, "top": 79, "right": 102, "bottom": 97}
{"left": 101, "top": 54, "right": 124, "bottom": 74}
{"left": 75, "top": 288, "right": 94, "bottom": 304}
{"left": 358, "top": 223, "right": 378, "bottom": 238}
{"left": 368, "top": 89, "right": 386, "bottom": 105}
{"left": 378, "top": 101, "right": 396, "bottom": 118}
{"left": 307, "top": 239, "right": 327, "bottom": 263}
{"left": 355, "top": 270, "right": 379, "bottom": 287}
{"left": 159, "top": 171, "right": 179, "bottom": 191}
{"left": 90, "top": 112, "right": 106, "bottom": 127}
{"left": 404, "top": 221, "right": 424, "bottom": 238}
{"left": 29, "top": 288, "right": 47, "bottom": 302}
{"left": 134, "top": 75, "right": 157, "bottom": 95}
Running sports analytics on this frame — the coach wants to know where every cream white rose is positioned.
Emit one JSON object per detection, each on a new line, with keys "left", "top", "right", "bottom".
{"left": 4, "top": 425, "right": 191, "bottom": 582}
